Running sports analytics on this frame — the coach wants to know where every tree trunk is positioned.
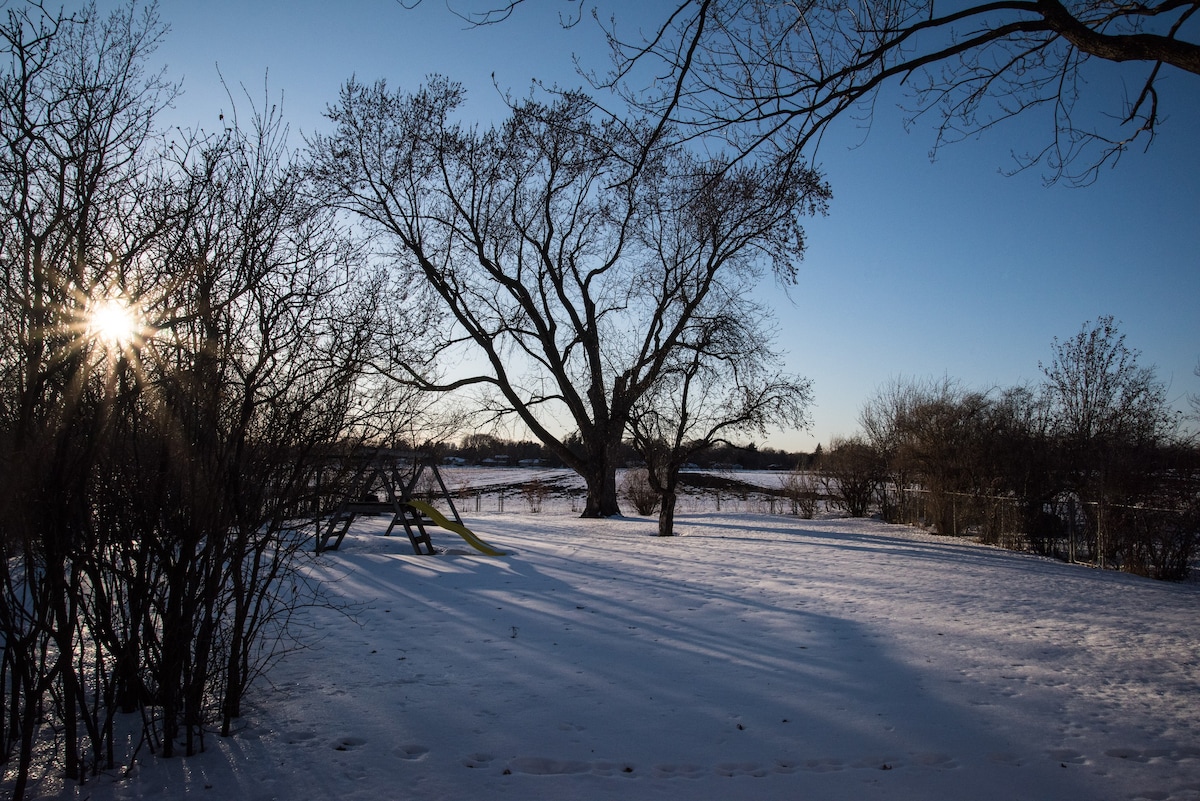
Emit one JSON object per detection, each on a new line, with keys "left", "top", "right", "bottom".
{"left": 576, "top": 434, "right": 622, "bottom": 517}
{"left": 580, "top": 458, "right": 621, "bottom": 517}
{"left": 657, "top": 490, "right": 678, "bottom": 537}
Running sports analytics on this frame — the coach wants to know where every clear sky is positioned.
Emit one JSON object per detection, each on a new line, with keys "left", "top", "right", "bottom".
{"left": 127, "top": 0, "right": 1198, "bottom": 451}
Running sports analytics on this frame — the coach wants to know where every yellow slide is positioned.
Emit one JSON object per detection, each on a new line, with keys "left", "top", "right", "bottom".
{"left": 404, "top": 499, "right": 507, "bottom": 557}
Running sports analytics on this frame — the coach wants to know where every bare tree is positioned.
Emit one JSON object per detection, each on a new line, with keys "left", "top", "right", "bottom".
{"left": 780, "top": 466, "right": 820, "bottom": 518}
{"left": 0, "top": 4, "right": 404, "bottom": 792}
{"left": 1040, "top": 316, "right": 1177, "bottom": 563}
{"left": 307, "top": 78, "right": 828, "bottom": 516}
{"left": 627, "top": 307, "right": 812, "bottom": 535}
{"left": 113, "top": 96, "right": 401, "bottom": 756}
{"left": 859, "top": 376, "right": 926, "bottom": 522}
{"left": 0, "top": 2, "right": 176, "bottom": 790}
{"left": 978, "top": 383, "right": 1065, "bottom": 552}
{"left": 432, "top": 0, "right": 1199, "bottom": 184}
{"left": 614, "top": 1, "right": 1198, "bottom": 183}
{"left": 1041, "top": 316, "right": 1174, "bottom": 449}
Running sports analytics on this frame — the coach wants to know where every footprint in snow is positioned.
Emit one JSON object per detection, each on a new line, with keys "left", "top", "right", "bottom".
{"left": 395, "top": 743, "right": 429, "bottom": 760}
{"left": 461, "top": 753, "right": 494, "bottom": 769}
{"left": 506, "top": 757, "right": 592, "bottom": 775}
{"left": 1047, "top": 748, "right": 1088, "bottom": 765}
{"left": 652, "top": 763, "right": 707, "bottom": 779}
{"left": 911, "top": 752, "right": 958, "bottom": 769}
{"left": 715, "top": 761, "right": 769, "bottom": 778}
{"left": 590, "top": 761, "right": 636, "bottom": 776}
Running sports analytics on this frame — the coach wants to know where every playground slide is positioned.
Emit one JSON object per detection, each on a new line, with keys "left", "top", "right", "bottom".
{"left": 404, "top": 499, "right": 507, "bottom": 557}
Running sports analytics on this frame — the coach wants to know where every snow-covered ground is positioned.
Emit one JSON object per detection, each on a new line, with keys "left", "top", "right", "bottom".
{"left": 36, "top": 507, "right": 1200, "bottom": 801}
{"left": 435, "top": 465, "right": 800, "bottom": 516}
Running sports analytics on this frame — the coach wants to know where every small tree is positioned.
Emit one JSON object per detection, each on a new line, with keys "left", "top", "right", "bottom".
{"left": 974, "top": 384, "right": 1064, "bottom": 552}
{"left": 521, "top": 479, "right": 549, "bottom": 513}
{"left": 1041, "top": 316, "right": 1177, "bottom": 565}
{"left": 628, "top": 310, "right": 812, "bottom": 536}
{"left": 859, "top": 377, "right": 993, "bottom": 534}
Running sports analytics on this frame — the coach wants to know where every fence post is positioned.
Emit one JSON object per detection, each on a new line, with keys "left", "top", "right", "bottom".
{"left": 1067, "top": 497, "right": 1076, "bottom": 563}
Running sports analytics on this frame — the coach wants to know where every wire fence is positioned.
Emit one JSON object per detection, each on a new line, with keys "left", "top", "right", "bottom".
{"left": 873, "top": 487, "right": 1197, "bottom": 580}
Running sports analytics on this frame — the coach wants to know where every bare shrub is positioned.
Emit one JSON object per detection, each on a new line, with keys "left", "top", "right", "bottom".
{"left": 522, "top": 479, "right": 549, "bottom": 513}
{"left": 821, "top": 436, "right": 885, "bottom": 518}
{"left": 780, "top": 470, "right": 818, "bottom": 518}
{"left": 620, "top": 469, "right": 661, "bottom": 516}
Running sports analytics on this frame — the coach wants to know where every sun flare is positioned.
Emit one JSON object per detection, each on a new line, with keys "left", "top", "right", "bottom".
{"left": 87, "top": 296, "right": 142, "bottom": 349}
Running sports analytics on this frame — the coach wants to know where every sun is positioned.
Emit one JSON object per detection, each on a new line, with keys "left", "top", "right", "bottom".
{"left": 87, "top": 295, "right": 142, "bottom": 349}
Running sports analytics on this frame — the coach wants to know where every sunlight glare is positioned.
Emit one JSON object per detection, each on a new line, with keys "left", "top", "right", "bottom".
{"left": 88, "top": 296, "right": 141, "bottom": 349}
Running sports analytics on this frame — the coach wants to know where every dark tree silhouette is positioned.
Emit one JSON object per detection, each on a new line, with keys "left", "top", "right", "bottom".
{"left": 0, "top": 3, "right": 403, "bottom": 793}
{"left": 308, "top": 78, "right": 828, "bottom": 516}
{"left": 423, "top": 0, "right": 1200, "bottom": 184}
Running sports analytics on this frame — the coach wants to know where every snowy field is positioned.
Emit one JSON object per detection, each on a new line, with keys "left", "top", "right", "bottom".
{"left": 432, "top": 465, "right": 801, "bottom": 516}
{"left": 34, "top": 504, "right": 1200, "bottom": 801}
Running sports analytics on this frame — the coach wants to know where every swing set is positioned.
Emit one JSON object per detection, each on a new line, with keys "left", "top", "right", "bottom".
{"left": 313, "top": 449, "right": 505, "bottom": 556}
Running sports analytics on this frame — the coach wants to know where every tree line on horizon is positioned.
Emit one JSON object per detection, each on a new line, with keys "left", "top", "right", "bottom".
{"left": 442, "top": 432, "right": 814, "bottom": 472}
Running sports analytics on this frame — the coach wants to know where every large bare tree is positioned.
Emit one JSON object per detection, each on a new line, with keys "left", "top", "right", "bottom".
{"left": 307, "top": 77, "right": 828, "bottom": 516}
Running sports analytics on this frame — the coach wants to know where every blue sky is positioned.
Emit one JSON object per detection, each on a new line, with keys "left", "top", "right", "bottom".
{"left": 138, "top": 0, "right": 1198, "bottom": 451}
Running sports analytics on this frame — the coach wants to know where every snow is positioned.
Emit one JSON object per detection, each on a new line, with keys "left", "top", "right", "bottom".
{"left": 35, "top": 503, "right": 1200, "bottom": 801}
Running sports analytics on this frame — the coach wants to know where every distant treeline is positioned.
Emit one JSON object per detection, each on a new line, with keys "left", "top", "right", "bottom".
{"left": 443, "top": 433, "right": 815, "bottom": 472}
